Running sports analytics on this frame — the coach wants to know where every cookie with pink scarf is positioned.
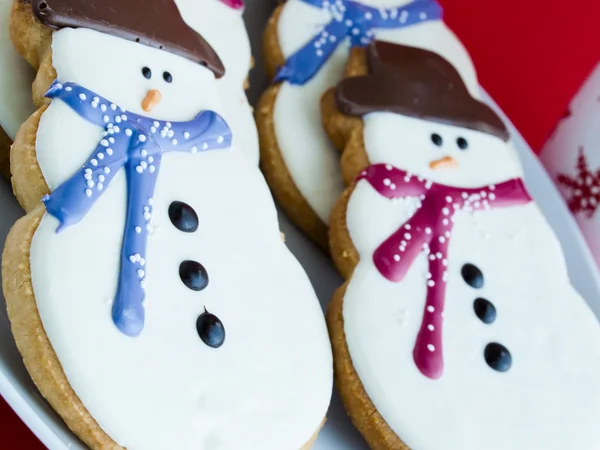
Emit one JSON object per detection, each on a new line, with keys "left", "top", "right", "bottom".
{"left": 325, "top": 40, "right": 600, "bottom": 450}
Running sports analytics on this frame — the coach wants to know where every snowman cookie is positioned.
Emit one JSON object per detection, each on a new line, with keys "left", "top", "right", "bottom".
{"left": 8, "top": 0, "right": 257, "bottom": 212}
{"left": 256, "top": 0, "right": 478, "bottom": 249}
{"left": 2, "top": 1, "right": 332, "bottom": 449}
{"left": 325, "top": 41, "right": 600, "bottom": 449}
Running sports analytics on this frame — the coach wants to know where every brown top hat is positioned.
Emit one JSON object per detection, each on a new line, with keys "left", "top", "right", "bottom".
{"left": 335, "top": 41, "right": 509, "bottom": 141}
{"left": 29, "top": 0, "right": 225, "bottom": 78}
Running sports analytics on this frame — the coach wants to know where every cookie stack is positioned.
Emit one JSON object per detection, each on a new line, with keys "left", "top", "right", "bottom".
{"left": 1, "top": 1, "right": 332, "bottom": 449}
{"left": 1, "top": 1, "right": 600, "bottom": 449}
{"left": 257, "top": 1, "right": 600, "bottom": 449}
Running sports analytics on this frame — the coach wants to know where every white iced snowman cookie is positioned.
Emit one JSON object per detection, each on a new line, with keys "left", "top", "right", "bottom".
{"left": 3, "top": 1, "right": 332, "bottom": 449}
{"left": 256, "top": 0, "right": 478, "bottom": 248}
{"left": 326, "top": 41, "right": 600, "bottom": 450}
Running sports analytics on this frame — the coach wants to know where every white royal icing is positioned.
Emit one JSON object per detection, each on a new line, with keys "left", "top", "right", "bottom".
{"left": 30, "top": 29, "right": 332, "bottom": 449}
{"left": 0, "top": 0, "right": 35, "bottom": 139}
{"left": 273, "top": 0, "right": 479, "bottom": 223}
{"left": 176, "top": 0, "right": 259, "bottom": 165}
{"left": 342, "top": 113, "right": 600, "bottom": 449}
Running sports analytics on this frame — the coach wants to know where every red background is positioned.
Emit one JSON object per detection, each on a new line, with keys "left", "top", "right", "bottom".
{"left": 1, "top": 0, "right": 599, "bottom": 448}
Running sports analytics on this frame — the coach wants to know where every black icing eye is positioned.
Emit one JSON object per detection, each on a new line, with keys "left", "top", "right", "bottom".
{"left": 461, "top": 263, "right": 484, "bottom": 289}
{"left": 430, "top": 133, "right": 443, "bottom": 147}
{"left": 473, "top": 298, "right": 496, "bottom": 324}
{"left": 179, "top": 260, "right": 209, "bottom": 291}
{"left": 484, "top": 343, "right": 512, "bottom": 372}
{"left": 196, "top": 310, "right": 225, "bottom": 348}
{"left": 142, "top": 66, "right": 152, "bottom": 79}
{"left": 457, "top": 137, "right": 469, "bottom": 150}
{"left": 163, "top": 71, "right": 173, "bottom": 83}
{"left": 169, "top": 201, "right": 198, "bottom": 233}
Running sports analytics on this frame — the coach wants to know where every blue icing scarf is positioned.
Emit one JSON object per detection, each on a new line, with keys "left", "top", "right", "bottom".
{"left": 275, "top": 0, "right": 443, "bottom": 85}
{"left": 42, "top": 80, "right": 232, "bottom": 337}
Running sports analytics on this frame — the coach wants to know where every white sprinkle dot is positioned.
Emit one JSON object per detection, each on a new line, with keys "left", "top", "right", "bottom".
{"left": 442, "top": 207, "right": 450, "bottom": 215}
{"left": 110, "top": 104, "right": 117, "bottom": 111}
{"left": 183, "top": 132, "right": 190, "bottom": 140}
{"left": 489, "top": 193, "right": 496, "bottom": 201}
{"left": 79, "top": 93, "right": 87, "bottom": 100}
{"left": 100, "top": 139, "right": 109, "bottom": 147}
{"left": 166, "top": 122, "right": 172, "bottom": 128}
{"left": 140, "top": 161, "right": 148, "bottom": 169}
{"left": 149, "top": 165, "right": 156, "bottom": 173}
{"left": 202, "top": 142, "right": 209, "bottom": 150}
{"left": 100, "top": 104, "right": 107, "bottom": 112}
{"left": 136, "top": 166, "right": 143, "bottom": 173}
{"left": 103, "top": 115, "right": 109, "bottom": 123}
{"left": 148, "top": 156, "right": 154, "bottom": 163}
{"left": 439, "top": 236, "right": 446, "bottom": 243}
{"left": 404, "top": 232, "right": 411, "bottom": 240}
{"left": 442, "top": 218, "right": 449, "bottom": 225}
{"left": 316, "top": 49, "right": 323, "bottom": 57}
{"left": 139, "top": 135, "right": 147, "bottom": 142}
{"left": 106, "top": 148, "right": 113, "bottom": 156}
{"left": 383, "top": 178, "right": 391, "bottom": 186}
{"left": 404, "top": 224, "right": 411, "bottom": 230}
{"left": 121, "top": 115, "right": 127, "bottom": 121}
{"left": 442, "top": 259, "right": 448, "bottom": 266}
{"left": 151, "top": 127, "right": 157, "bottom": 133}
{"left": 137, "top": 269, "right": 145, "bottom": 278}
{"left": 445, "top": 231, "right": 451, "bottom": 238}
{"left": 427, "top": 324, "right": 435, "bottom": 331}
{"left": 135, "top": 226, "right": 142, "bottom": 234}
{"left": 153, "top": 121, "right": 160, "bottom": 128}
{"left": 97, "top": 153, "right": 104, "bottom": 160}
{"left": 85, "top": 188, "right": 92, "bottom": 197}
{"left": 429, "top": 254, "right": 436, "bottom": 261}
{"left": 65, "top": 86, "right": 72, "bottom": 92}
{"left": 104, "top": 167, "right": 111, "bottom": 174}
{"left": 98, "top": 183, "right": 104, "bottom": 191}
{"left": 90, "top": 159, "right": 98, "bottom": 166}
{"left": 427, "top": 305, "right": 435, "bottom": 312}
{"left": 217, "top": 135, "right": 225, "bottom": 144}
{"left": 191, "top": 146, "right": 198, "bottom": 154}
{"left": 427, "top": 280, "right": 435, "bottom": 287}
{"left": 393, "top": 254, "right": 401, "bottom": 262}
{"left": 125, "top": 129, "right": 132, "bottom": 136}
{"left": 129, "top": 255, "right": 136, "bottom": 263}
{"left": 425, "top": 227, "right": 432, "bottom": 235}
{"left": 427, "top": 344, "right": 435, "bottom": 352}
{"left": 99, "top": 175, "right": 105, "bottom": 182}
{"left": 87, "top": 180, "right": 94, "bottom": 188}
{"left": 141, "top": 149, "right": 148, "bottom": 157}
{"left": 172, "top": 139, "right": 178, "bottom": 146}
{"left": 436, "top": 252, "right": 442, "bottom": 259}
{"left": 115, "top": 116, "right": 122, "bottom": 123}
{"left": 446, "top": 196, "right": 452, "bottom": 203}
{"left": 167, "top": 130, "right": 175, "bottom": 138}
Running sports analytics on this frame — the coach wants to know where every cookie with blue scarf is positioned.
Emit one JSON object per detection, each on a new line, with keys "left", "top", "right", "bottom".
{"left": 256, "top": 0, "right": 479, "bottom": 251}
{"left": 3, "top": 1, "right": 333, "bottom": 448}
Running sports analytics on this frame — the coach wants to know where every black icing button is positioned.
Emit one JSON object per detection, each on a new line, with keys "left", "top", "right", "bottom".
{"left": 169, "top": 201, "right": 199, "bottom": 233}
{"left": 196, "top": 310, "right": 225, "bottom": 348}
{"left": 484, "top": 343, "right": 512, "bottom": 372}
{"left": 461, "top": 263, "right": 484, "bottom": 289}
{"left": 473, "top": 298, "right": 496, "bottom": 324}
{"left": 179, "top": 260, "right": 209, "bottom": 291}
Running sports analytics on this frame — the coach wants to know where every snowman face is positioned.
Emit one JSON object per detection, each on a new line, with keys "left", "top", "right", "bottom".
{"left": 52, "top": 28, "right": 222, "bottom": 121}
{"left": 363, "top": 112, "right": 523, "bottom": 187}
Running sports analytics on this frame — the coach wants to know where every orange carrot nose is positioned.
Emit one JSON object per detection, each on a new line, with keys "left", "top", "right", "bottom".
{"left": 142, "top": 89, "right": 162, "bottom": 112}
{"left": 429, "top": 156, "right": 458, "bottom": 170}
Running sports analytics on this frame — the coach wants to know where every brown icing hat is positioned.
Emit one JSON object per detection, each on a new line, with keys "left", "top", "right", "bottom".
{"left": 30, "top": 0, "right": 225, "bottom": 78}
{"left": 335, "top": 41, "right": 509, "bottom": 141}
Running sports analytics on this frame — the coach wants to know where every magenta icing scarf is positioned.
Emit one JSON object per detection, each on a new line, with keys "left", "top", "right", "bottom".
{"left": 357, "top": 163, "right": 532, "bottom": 379}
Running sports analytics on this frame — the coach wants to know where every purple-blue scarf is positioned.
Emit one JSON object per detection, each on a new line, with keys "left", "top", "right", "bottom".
{"left": 275, "top": 0, "right": 442, "bottom": 85}
{"left": 42, "top": 80, "right": 232, "bottom": 337}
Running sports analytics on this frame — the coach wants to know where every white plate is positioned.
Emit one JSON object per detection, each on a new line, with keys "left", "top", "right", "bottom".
{"left": 1, "top": 1, "right": 600, "bottom": 449}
